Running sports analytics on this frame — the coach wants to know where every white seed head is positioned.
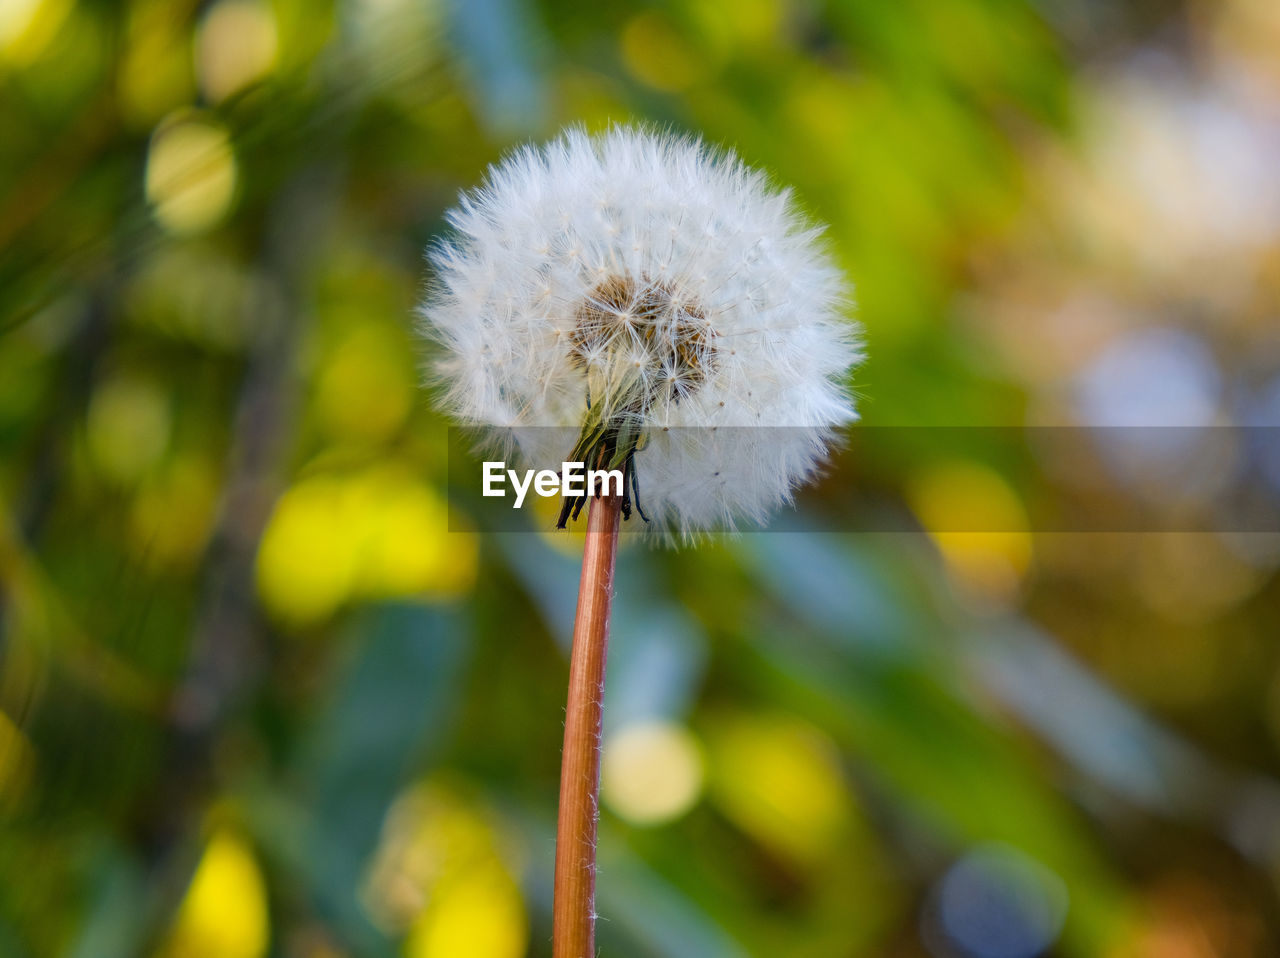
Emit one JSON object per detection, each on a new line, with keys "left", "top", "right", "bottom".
{"left": 418, "top": 126, "right": 862, "bottom": 537}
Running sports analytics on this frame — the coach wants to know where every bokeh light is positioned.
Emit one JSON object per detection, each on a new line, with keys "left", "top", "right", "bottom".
{"left": 925, "top": 844, "right": 1069, "bottom": 958}
{"left": 195, "top": 0, "right": 278, "bottom": 103}
{"left": 601, "top": 720, "right": 704, "bottom": 826}
{"left": 365, "top": 784, "right": 527, "bottom": 958}
{"left": 158, "top": 829, "right": 269, "bottom": 958}
{"left": 1073, "top": 327, "right": 1235, "bottom": 504}
{"left": 910, "top": 461, "right": 1032, "bottom": 604}
{"left": 0, "top": 0, "right": 70, "bottom": 66}
{"left": 255, "top": 468, "right": 476, "bottom": 627}
{"left": 145, "top": 114, "right": 239, "bottom": 235}
{"left": 706, "top": 714, "right": 850, "bottom": 866}
{"left": 1073, "top": 328, "right": 1221, "bottom": 430}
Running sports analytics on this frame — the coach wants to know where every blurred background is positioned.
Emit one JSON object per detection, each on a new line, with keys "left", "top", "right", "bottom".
{"left": 2, "top": 0, "right": 1280, "bottom": 956}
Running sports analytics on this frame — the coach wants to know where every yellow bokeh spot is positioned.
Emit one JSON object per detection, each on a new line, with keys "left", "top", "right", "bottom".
{"left": 159, "top": 830, "right": 269, "bottom": 958}
{"left": 707, "top": 714, "right": 850, "bottom": 865}
{"left": 910, "top": 461, "right": 1033, "bottom": 604}
{"left": 256, "top": 468, "right": 477, "bottom": 627}
{"left": 256, "top": 475, "right": 358, "bottom": 626}
{"left": 315, "top": 325, "right": 413, "bottom": 443}
{"left": 0, "top": 0, "right": 71, "bottom": 66}
{"left": 405, "top": 864, "right": 526, "bottom": 958}
{"left": 146, "top": 114, "right": 238, "bottom": 235}
{"left": 88, "top": 374, "right": 171, "bottom": 484}
{"left": 356, "top": 473, "right": 474, "bottom": 599}
{"left": 620, "top": 12, "right": 709, "bottom": 92}
{"left": 602, "top": 720, "right": 704, "bottom": 826}
{"left": 363, "top": 783, "right": 527, "bottom": 958}
{"left": 196, "top": 0, "right": 278, "bottom": 102}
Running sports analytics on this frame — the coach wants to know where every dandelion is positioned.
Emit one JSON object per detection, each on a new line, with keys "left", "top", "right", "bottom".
{"left": 419, "top": 126, "right": 860, "bottom": 536}
{"left": 417, "top": 125, "right": 860, "bottom": 958}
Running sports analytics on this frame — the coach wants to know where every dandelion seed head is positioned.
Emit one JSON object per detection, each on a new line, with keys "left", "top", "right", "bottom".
{"left": 418, "top": 125, "right": 862, "bottom": 536}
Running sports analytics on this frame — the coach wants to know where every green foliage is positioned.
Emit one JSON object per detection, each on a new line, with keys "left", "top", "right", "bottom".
{"left": 2, "top": 1, "right": 1278, "bottom": 956}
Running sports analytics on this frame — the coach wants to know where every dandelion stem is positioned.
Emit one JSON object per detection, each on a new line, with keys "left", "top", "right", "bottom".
{"left": 553, "top": 485, "right": 623, "bottom": 958}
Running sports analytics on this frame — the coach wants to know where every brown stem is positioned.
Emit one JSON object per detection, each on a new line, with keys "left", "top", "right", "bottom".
{"left": 552, "top": 488, "right": 623, "bottom": 958}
